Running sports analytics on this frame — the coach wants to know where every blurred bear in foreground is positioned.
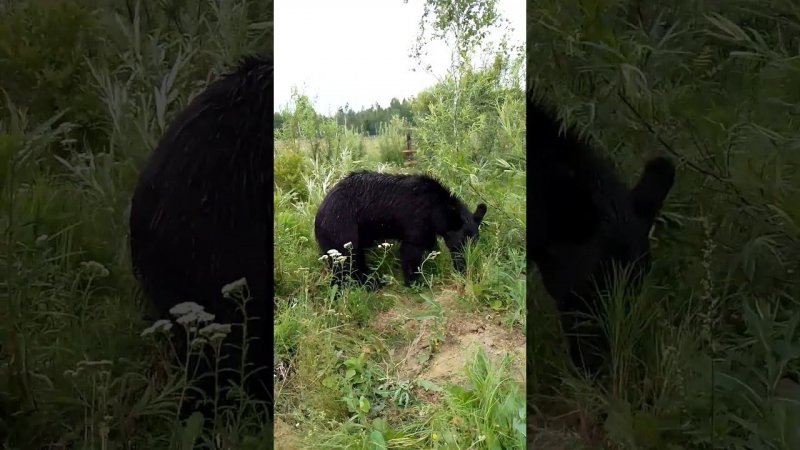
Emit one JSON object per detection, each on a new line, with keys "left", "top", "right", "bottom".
{"left": 527, "top": 92, "right": 676, "bottom": 375}
{"left": 129, "top": 55, "right": 273, "bottom": 420}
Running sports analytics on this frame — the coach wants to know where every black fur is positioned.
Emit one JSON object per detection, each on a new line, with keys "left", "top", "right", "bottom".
{"left": 314, "top": 170, "right": 487, "bottom": 287}
{"left": 527, "top": 93, "right": 675, "bottom": 374}
{"left": 129, "top": 55, "right": 273, "bottom": 418}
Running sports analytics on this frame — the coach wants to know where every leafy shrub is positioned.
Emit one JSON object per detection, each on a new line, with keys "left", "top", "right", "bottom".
{"left": 376, "top": 115, "right": 408, "bottom": 165}
{"left": 0, "top": 1, "right": 105, "bottom": 144}
{"left": 274, "top": 149, "right": 311, "bottom": 201}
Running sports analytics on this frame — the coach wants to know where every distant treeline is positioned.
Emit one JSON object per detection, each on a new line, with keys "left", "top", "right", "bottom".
{"left": 274, "top": 97, "right": 414, "bottom": 136}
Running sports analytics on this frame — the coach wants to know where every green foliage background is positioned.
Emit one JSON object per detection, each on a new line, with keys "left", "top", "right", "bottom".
{"left": 1, "top": 0, "right": 273, "bottom": 448}
{"left": 272, "top": 1, "right": 527, "bottom": 446}
{"left": 528, "top": 1, "right": 800, "bottom": 449}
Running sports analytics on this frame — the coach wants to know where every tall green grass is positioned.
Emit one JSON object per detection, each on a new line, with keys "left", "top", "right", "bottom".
{"left": 272, "top": 35, "right": 526, "bottom": 447}
{"left": 528, "top": 1, "right": 800, "bottom": 448}
{"left": 1, "top": 0, "right": 273, "bottom": 448}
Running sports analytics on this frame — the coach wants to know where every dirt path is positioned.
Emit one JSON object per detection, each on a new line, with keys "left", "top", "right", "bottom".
{"left": 372, "top": 285, "right": 526, "bottom": 390}
{"left": 273, "top": 285, "right": 526, "bottom": 450}
{"left": 273, "top": 419, "right": 302, "bottom": 450}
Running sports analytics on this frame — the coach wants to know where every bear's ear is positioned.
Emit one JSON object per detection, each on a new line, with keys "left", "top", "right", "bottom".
{"left": 631, "top": 156, "right": 675, "bottom": 223}
{"left": 473, "top": 203, "right": 487, "bottom": 224}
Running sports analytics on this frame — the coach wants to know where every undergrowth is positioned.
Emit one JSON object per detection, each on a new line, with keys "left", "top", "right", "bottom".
{"left": 528, "top": 1, "right": 800, "bottom": 449}
{"left": 1, "top": 0, "right": 274, "bottom": 448}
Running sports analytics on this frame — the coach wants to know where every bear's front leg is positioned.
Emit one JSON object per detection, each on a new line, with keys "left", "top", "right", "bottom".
{"left": 351, "top": 247, "right": 383, "bottom": 289}
{"left": 400, "top": 242, "right": 426, "bottom": 286}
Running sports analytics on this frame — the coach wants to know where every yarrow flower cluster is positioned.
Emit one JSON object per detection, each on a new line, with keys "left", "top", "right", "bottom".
{"left": 319, "top": 248, "right": 348, "bottom": 264}
{"left": 140, "top": 319, "right": 173, "bottom": 337}
{"left": 79, "top": 260, "right": 110, "bottom": 278}
{"left": 169, "top": 301, "right": 215, "bottom": 325}
{"left": 200, "top": 323, "right": 232, "bottom": 342}
{"left": 140, "top": 300, "right": 236, "bottom": 352}
{"left": 378, "top": 242, "right": 393, "bottom": 250}
{"left": 221, "top": 277, "right": 249, "bottom": 299}
{"left": 169, "top": 301, "right": 202, "bottom": 317}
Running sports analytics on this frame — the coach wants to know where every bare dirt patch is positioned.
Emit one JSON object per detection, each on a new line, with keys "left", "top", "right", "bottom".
{"left": 372, "top": 286, "right": 525, "bottom": 390}
{"left": 273, "top": 418, "right": 303, "bottom": 450}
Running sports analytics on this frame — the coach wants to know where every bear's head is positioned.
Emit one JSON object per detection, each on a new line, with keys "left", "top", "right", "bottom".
{"left": 444, "top": 202, "right": 488, "bottom": 273}
{"left": 536, "top": 156, "right": 676, "bottom": 317}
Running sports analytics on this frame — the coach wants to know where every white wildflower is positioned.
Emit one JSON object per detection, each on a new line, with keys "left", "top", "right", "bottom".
{"left": 343, "top": 242, "right": 353, "bottom": 250}
{"left": 140, "top": 319, "right": 173, "bottom": 337}
{"left": 176, "top": 310, "right": 215, "bottom": 325}
{"left": 80, "top": 261, "right": 110, "bottom": 278}
{"left": 169, "top": 301, "right": 204, "bottom": 317}
{"left": 212, "top": 332, "right": 229, "bottom": 342}
{"left": 199, "top": 323, "right": 232, "bottom": 340}
{"left": 190, "top": 337, "right": 208, "bottom": 348}
{"left": 326, "top": 249, "right": 342, "bottom": 257}
{"left": 221, "top": 277, "right": 248, "bottom": 298}
{"left": 319, "top": 254, "right": 329, "bottom": 261}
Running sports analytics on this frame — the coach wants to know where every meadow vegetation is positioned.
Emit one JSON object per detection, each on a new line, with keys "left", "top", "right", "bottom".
{"left": 0, "top": 0, "right": 527, "bottom": 449}
{"left": 1, "top": 0, "right": 275, "bottom": 448}
{"left": 528, "top": 1, "right": 800, "bottom": 449}
{"left": 272, "top": 1, "right": 527, "bottom": 447}
{"left": 9, "top": 0, "right": 793, "bottom": 449}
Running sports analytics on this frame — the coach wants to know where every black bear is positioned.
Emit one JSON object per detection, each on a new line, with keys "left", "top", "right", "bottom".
{"left": 527, "top": 92, "right": 676, "bottom": 375}
{"left": 314, "top": 170, "right": 487, "bottom": 287}
{"left": 129, "top": 55, "right": 272, "bottom": 419}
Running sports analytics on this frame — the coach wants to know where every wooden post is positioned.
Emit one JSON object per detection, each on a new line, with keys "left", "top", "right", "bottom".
{"left": 402, "top": 130, "right": 416, "bottom": 167}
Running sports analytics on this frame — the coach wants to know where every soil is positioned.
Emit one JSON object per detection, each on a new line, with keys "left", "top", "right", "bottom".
{"left": 274, "top": 284, "right": 526, "bottom": 449}
{"left": 372, "top": 285, "right": 526, "bottom": 389}
{"left": 273, "top": 418, "right": 302, "bottom": 450}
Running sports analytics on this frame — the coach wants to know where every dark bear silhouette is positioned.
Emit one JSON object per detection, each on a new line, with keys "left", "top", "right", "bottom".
{"left": 314, "top": 170, "right": 487, "bottom": 287}
{"left": 527, "top": 92, "right": 676, "bottom": 375}
{"left": 129, "top": 55, "right": 272, "bottom": 419}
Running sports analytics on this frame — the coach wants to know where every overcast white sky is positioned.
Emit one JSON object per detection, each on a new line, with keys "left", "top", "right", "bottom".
{"left": 274, "top": 0, "right": 525, "bottom": 115}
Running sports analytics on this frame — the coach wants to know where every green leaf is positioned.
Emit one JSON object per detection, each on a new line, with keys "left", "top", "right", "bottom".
{"left": 179, "top": 412, "right": 204, "bottom": 450}
{"left": 416, "top": 351, "right": 431, "bottom": 364}
{"left": 368, "top": 430, "right": 387, "bottom": 450}
{"left": 372, "top": 418, "right": 388, "bottom": 433}
{"left": 322, "top": 375, "right": 338, "bottom": 389}
{"left": 359, "top": 396, "right": 371, "bottom": 413}
{"left": 417, "top": 378, "right": 443, "bottom": 392}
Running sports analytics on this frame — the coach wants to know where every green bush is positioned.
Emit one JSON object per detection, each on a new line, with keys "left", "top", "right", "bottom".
{"left": 528, "top": 1, "right": 800, "bottom": 448}
{"left": 0, "top": 1, "right": 105, "bottom": 145}
{"left": 1, "top": 0, "right": 276, "bottom": 448}
{"left": 274, "top": 149, "right": 311, "bottom": 201}
{"left": 376, "top": 115, "right": 408, "bottom": 165}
